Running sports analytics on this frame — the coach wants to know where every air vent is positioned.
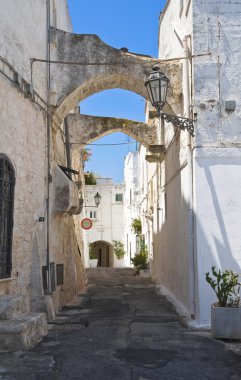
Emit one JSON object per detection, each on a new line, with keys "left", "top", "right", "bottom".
{"left": 13, "top": 73, "right": 23, "bottom": 87}
{"left": 24, "top": 83, "right": 34, "bottom": 98}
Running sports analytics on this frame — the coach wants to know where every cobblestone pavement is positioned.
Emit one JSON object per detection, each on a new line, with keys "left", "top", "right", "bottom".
{"left": 0, "top": 268, "right": 241, "bottom": 379}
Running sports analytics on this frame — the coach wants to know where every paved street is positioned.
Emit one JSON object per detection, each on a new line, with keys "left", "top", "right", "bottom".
{"left": 0, "top": 268, "right": 241, "bottom": 379}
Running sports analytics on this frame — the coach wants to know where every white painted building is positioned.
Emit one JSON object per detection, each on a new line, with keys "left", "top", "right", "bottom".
{"left": 123, "top": 152, "right": 140, "bottom": 264}
{"left": 140, "top": 0, "right": 241, "bottom": 326}
{"left": 85, "top": 178, "right": 125, "bottom": 267}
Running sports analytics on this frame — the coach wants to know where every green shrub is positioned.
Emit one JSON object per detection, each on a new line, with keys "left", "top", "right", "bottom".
{"left": 84, "top": 172, "right": 97, "bottom": 185}
{"left": 113, "top": 240, "right": 125, "bottom": 259}
{"left": 206, "top": 266, "right": 241, "bottom": 307}
{"left": 131, "top": 252, "right": 148, "bottom": 275}
{"left": 131, "top": 218, "right": 142, "bottom": 235}
{"left": 89, "top": 243, "right": 97, "bottom": 259}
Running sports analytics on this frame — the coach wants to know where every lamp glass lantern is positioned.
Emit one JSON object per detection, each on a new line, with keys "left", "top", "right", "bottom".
{"left": 145, "top": 67, "right": 169, "bottom": 113}
{"left": 94, "top": 192, "right": 101, "bottom": 207}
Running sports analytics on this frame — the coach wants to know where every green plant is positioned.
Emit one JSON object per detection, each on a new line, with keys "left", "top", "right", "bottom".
{"left": 89, "top": 243, "right": 97, "bottom": 259}
{"left": 206, "top": 266, "right": 241, "bottom": 307}
{"left": 84, "top": 172, "right": 97, "bottom": 185}
{"left": 131, "top": 218, "right": 142, "bottom": 235}
{"left": 131, "top": 252, "right": 148, "bottom": 275}
{"left": 113, "top": 240, "right": 125, "bottom": 259}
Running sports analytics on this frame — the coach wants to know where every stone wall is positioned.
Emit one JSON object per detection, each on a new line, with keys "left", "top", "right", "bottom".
{"left": 0, "top": 1, "right": 85, "bottom": 316}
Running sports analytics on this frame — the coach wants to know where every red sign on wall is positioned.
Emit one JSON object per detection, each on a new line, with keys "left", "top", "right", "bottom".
{"left": 81, "top": 218, "right": 93, "bottom": 230}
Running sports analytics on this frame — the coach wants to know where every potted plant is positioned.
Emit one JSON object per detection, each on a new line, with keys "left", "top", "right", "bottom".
{"left": 131, "top": 218, "right": 142, "bottom": 235}
{"left": 206, "top": 266, "right": 241, "bottom": 339}
{"left": 131, "top": 241, "right": 148, "bottom": 277}
{"left": 89, "top": 243, "right": 98, "bottom": 268}
{"left": 113, "top": 240, "right": 125, "bottom": 260}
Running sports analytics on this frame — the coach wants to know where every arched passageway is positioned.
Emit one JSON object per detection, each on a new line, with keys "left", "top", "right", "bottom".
{"left": 91, "top": 241, "right": 113, "bottom": 268}
{"left": 67, "top": 113, "right": 158, "bottom": 149}
{"left": 49, "top": 28, "right": 182, "bottom": 127}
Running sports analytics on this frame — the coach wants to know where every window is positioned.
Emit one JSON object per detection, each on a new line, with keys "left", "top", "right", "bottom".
{"left": 115, "top": 193, "right": 123, "bottom": 202}
{"left": 89, "top": 211, "right": 97, "bottom": 219}
{"left": 0, "top": 155, "right": 15, "bottom": 278}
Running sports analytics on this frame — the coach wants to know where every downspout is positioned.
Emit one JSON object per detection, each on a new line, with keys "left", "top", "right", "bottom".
{"left": 183, "top": 35, "right": 196, "bottom": 318}
{"left": 46, "top": 0, "right": 51, "bottom": 294}
{"left": 64, "top": 117, "right": 71, "bottom": 175}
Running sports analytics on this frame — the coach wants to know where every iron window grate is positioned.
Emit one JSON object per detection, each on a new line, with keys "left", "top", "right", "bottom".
{"left": 0, "top": 156, "right": 15, "bottom": 278}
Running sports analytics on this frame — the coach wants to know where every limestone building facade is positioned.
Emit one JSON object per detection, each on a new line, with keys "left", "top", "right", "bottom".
{"left": 0, "top": 0, "right": 86, "bottom": 337}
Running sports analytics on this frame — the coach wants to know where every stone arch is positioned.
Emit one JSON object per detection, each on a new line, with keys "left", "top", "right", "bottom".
{"left": 67, "top": 114, "right": 158, "bottom": 149}
{"left": 90, "top": 240, "right": 113, "bottom": 268}
{"left": 50, "top": 29, "right": 182, "bottom": 127}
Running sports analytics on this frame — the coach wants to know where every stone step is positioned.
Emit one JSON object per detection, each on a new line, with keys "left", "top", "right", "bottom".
{"left": 0, "top": 312, "right": 47, "bottom": 352}
{"left": 0, "top": 296, "right": 26, "bottom": 320}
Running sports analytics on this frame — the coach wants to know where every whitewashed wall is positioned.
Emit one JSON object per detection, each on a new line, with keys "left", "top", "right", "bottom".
{"left": 146, "top": 0, "right": 194, "bottom": 316}
{"left": 85, "top": 181, "right": 125, "bottom": 267}
{"left": 152, "top": 0, "right": 241, "bottom": 325}
{"left": 192, "top": 0, "right": 241, "bottom": 324}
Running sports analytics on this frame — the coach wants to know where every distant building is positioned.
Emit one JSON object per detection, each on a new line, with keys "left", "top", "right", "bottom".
{"left": 123, "top": 152, "right": 140, "bottom": 265}
{"left": 85, "top": 178, "right": 125, "bottom": 267}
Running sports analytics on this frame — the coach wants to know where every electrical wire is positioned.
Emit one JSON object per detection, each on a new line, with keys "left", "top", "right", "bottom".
{"left": 70, "top": 141, "right": 138, "bottom": 146}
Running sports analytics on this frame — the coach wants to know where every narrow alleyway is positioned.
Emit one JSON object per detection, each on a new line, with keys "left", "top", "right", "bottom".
{"left": 0, "top": 268, "right": 241, "bottom": 379}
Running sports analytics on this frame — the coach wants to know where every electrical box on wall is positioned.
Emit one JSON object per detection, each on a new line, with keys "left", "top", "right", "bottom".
{"left": 225, "top": 101, "right": 236, "bottom": 112}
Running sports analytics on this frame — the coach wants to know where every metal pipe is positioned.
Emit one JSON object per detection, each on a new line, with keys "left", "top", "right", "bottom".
{"left": 46, "top": 0, "right": 51, "bottom": 294}
{"left": 183, "top": 35, "right": 196, "bottom": 319}
{"left": 64, "top": 118, "right": 71, "bottom": 173}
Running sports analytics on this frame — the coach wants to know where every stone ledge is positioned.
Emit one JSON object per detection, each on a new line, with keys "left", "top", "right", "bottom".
{"left": 0, "top": 277, "right": 17, "bottom": 283}
{"left": 0, "top": 313, "right": 47, "bottom": 352}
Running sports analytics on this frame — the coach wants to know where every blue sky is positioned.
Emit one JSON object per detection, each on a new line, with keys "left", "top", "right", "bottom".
{"left": 68, "top": 0, "right": 166, "bottom": 183}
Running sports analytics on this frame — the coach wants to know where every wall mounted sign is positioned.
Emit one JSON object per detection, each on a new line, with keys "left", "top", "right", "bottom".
{"left": 81, "top": 218, "right": 93, "bottom": 230}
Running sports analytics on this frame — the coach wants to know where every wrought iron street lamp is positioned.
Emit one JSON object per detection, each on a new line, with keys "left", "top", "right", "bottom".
{"left": 145, "top": 66, "right": 194, "bottom": 136}
{"left": 93, "top": 192, "right": 101, "bottom": 207}
{"left": 80, "top": 192, "right": 101, "bottom": 209}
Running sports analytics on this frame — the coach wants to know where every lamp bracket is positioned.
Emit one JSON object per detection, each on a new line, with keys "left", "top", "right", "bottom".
{"left": 160, "top": 111, "right": 195, "bottom": 136}
{"left": 82, "top": 205, "right": 98, "bottom": 208}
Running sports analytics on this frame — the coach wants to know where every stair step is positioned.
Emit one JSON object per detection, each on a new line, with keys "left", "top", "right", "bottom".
{"left": 0, "top": 312, "right": 47, "bottom": 352}
{"left": 0, "top": 296, "right": 26, "bottom": 320}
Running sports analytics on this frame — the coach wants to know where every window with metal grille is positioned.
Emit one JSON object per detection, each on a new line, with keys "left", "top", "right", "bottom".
{"left": 0, "top": 155, "right": 15, "bottom": 278}
{"left": 115, "top": 193, "right": 123, "bottom": 202}
{"left": 89, "top": 211, "right": 96, "bottom": 219}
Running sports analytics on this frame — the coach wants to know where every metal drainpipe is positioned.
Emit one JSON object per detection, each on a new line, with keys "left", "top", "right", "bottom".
{"left": 64, "top": 117, "right": 71, "bottom": 175}
{"left": 183, "top": 35, "right": 196, "bottom": 319}
{"left": 46, "top": 0, "right": 51, "bottom": 294}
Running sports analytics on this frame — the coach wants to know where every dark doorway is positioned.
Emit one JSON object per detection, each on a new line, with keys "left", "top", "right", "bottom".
{"left": 92, "top": 241, "right": 112, "bottom": 267}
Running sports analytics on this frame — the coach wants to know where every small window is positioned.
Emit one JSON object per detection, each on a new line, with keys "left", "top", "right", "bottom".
{"left": 89, "top": 211, "right": 97, "bottom": 219}
{"left": 115, "top": 194, "right": 123, "bottom": 202}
